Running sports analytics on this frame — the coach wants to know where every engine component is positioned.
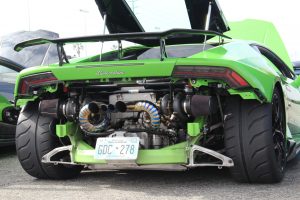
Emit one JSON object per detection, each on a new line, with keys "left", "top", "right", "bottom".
{"left": 173, "top": 94, "right": 218, "bottom": 121}
{"left": 152, "top": 135, "right": 163, "bottom": 149}
{"left": 160, "top": 94, "right": 172, "bottom": 116}
{"left": 63, "top": 98, "right": 78, "bottom": 120}
{"left": 109, "top": 88, "right": 156, "bottom": 127}
{"left": 39, "top": 98, "right": 78, "bottom": 120}
{"left": 107, "top": 104, "right": 116, "bottom": 112}
{"left": 116, "top": 101, "right": 160, "bottom": 128}
{"left": 39, "top": 98, "right": 61, "bottom": 118}
{"left": 185, "top": 95, "right": 218, "bottom": 117}
{"left": 78, "top": 102, "right": 110, "bottom": 135}
{"left": 109, "top": 131, "right": 150, "bottom": 149}
{"left": 109, "top": 87, "right": 156, "bottom": 103}
{"left": 173, "top": 93, "right": 190, "bottom": 122}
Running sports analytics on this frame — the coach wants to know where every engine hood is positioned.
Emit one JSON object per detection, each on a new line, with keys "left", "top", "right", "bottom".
{"left": 95, "top": 0, "right": 230, "bottom": 45}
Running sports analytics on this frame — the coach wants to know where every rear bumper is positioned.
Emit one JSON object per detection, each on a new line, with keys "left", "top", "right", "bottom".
{"left": 0, "top": 122, "right": 16, "bottom": 147}
{"left": 41, "top": 143, "right": 234, "bottom": 169}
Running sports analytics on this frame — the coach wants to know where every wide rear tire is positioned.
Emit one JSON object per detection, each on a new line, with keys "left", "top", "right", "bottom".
{"left": 16, "top": 102, "right": 83, "bottom": 179}
{"left": 224, "top": 88, "right": 286, "bottom": 183}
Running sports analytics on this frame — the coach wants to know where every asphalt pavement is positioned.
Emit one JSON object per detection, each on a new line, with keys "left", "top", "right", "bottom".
{"left": 0, "top": 146, "right": 299, "bottom": 200}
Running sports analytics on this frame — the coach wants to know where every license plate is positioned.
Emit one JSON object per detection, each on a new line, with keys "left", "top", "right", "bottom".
{"left": 94, "top": 137, "right": 139, "bottom": 160}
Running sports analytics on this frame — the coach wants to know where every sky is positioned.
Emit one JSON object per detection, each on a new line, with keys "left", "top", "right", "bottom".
{"left": 0, "top": 0, "right": 300, "bottom": 60}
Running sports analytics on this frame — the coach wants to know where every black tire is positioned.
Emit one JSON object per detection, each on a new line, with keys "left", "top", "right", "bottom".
{"left": 16, "top": 102, "right": 83, "bottom": 179}
{"left": 224, "top": 88, "right": 286, "bottom": 183}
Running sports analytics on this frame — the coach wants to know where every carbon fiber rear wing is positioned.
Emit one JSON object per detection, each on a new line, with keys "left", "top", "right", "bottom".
{"left": 14, "top": 28, "right": 231, "bottom": 65}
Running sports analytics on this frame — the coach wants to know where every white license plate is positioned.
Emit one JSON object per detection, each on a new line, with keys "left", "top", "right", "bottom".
{"left": 94, "top": 137, "right": 139, "bottom": 160}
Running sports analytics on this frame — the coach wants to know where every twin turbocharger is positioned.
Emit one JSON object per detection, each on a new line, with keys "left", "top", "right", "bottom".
{"left": 38, "top": 93, "right": 217, "bottom": 135}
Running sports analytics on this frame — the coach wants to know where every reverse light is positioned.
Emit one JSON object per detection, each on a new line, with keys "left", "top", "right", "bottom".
{"left": 172, "top": 66, "right": 249, "bottom": 88}
{"left": 18, "top": 72, "right": 58, "bottom": 96}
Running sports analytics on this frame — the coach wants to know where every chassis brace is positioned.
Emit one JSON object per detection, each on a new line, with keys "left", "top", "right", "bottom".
{"left": 41, "top": 144, "right": 234, "bottom": 170}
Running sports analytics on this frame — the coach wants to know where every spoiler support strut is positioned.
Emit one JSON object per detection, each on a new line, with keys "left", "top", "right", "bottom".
{"left": 57, "top": 43, "right": 69, "bottom": 66}
{"left": 100, "top": 13, "right": 107, "bottom": 62}
{"left": 160, "top": 38, "right": 167, "bottom": 61}
{"left": 203, "top": 1, "right": 213, "bottom": 51}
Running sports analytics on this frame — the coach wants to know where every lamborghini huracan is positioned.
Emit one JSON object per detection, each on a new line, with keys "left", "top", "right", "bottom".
{"left": 13, "top": 0, "right": 300, "bottom": 183}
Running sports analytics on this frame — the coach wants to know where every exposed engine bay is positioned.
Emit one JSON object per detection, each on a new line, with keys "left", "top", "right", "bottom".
{"left": 39, "top": 78, "right": 224, "bottom": 150}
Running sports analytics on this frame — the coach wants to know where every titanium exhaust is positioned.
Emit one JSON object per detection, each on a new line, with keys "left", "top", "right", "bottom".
{"left": 115, "top": 101, "right": 160, "bottom": 128}
{"left": 78, "top": 102, "right": 111, "bottom": 135}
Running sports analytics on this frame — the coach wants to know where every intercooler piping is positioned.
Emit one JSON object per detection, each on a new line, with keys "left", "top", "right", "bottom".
{"left": 116, "top": 101, "right": 160, "bottom": 128}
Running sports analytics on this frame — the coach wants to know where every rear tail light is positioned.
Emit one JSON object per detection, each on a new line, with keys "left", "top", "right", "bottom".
{"left": 172, "top": 66, "right": 249, "bottom": 88}
{"left": 18, "top": 72, "right": 58, "bottom": 96}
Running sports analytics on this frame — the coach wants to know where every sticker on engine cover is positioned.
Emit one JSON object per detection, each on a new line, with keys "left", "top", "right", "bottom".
{"left": 94, "top": 137, "right": 140, "bottom": 160}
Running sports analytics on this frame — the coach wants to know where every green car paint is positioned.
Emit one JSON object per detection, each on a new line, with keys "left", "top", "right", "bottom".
{"left": 15, "top": 40, "right": 279, "bottom": 102}
{"left": 56, "top": 122, "right": 194, "bottom": 165}
{"left": 227, "top": 19, "right": 293, "bottom": 71}
{"left": 0, "top": 95, "right": 11, "bottom": 122}
{"left": 13, "top": 20, "right": 300, "bottom": 167}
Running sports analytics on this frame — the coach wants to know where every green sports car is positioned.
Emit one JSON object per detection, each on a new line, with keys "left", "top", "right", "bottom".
{"left": 13, "top": 0, "right": 300, "bottom": 183}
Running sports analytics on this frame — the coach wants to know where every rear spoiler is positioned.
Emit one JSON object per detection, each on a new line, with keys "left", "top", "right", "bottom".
{"left": 14, "top": 28, "right": 231, "bottom": 65}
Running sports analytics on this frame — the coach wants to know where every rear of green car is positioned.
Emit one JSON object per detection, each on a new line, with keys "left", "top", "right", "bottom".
{"left": 12, "top": 0, "right": 298, "bottom": 183}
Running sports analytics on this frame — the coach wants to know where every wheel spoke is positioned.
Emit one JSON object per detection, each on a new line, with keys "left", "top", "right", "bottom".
{"left": 272, "top": 92, "right": 286, "bottom": 171}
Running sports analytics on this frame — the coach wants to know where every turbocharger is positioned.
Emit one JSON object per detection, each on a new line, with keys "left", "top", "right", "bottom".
{"left": 160, "top": 93, "right": 218, "bottom": 121}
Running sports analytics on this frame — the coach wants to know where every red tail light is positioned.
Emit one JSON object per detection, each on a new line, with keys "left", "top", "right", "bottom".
{"left": 18, "top": 72, "right": 58, "bottom": 96}
{"left": 172, "top": 66, "right": 249, "bottom": 88}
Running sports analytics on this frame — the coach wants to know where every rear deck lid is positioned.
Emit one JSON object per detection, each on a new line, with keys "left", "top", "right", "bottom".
{"left": 95, "top": 0, "right": 230, "bottom": 45}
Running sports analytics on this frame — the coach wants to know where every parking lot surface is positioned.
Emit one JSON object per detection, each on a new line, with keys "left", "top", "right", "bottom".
{"left": 0, "top": 146, "right": 299, "bottom": 200}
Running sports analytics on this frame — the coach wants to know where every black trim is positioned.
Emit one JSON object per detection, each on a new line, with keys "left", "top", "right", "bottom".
{"left": 0, "top": 122, "right": 16, "bottom": 146}
{"left": 95, "top": 0, "right": 145, "bottom": 34}
{"left": 15, "top": 29, "right": 231, "bottom": 52}
{"left": 251, "top": 44, "right": 295, "bottom": 80}
{"left": 0, "top": 56, "right": 25, "bottom": 72}
{"left": 293, "top": 61, "right": 300, "bottom": 75}
{"left": 95, "top": 0, "right": 230, "bottom": 35}
{"left": 184, "top": 0, "right": 229, "bottom": 32}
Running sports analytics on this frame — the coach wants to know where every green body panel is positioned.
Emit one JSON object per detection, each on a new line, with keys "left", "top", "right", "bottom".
{"left": 179, "top": 41, "right": 280, "bottom": 102}
{"left": 15, "top": 97, "right": 37, "bottom": 107}
{"left": 0, "top": 95, "right": 12, "bottom": 121}
{"left": 57, "top": 123, "right": 190, "bottom": 164}
{"left": 188, "top": 123, "right": 202, "bottom": 137}
{"left": 227, "top": 19, "right": 293, "bottom": 71}
{"left": 15, "top": 40, "right": 283, "bottom": 103}
{"left": 56, "top": 122, "right": 76, "bottom": 138}
{"left": 73, "top": 141, "right": 188, "bottom": 165}
{"left": 293, "top": 135, "right": 300, "bottom": 143}
{"left": 187, "top": 117, "right": 205, "bottom": 137}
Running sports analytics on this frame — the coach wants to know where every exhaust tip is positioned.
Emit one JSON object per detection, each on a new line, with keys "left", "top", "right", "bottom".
{"left": 88, "top": 102, "right": 100, "bottom": 114}
{"left": 115, "top": 101, "right": 127, "bottom": 112}
{"left": 107, "top": 104, "right": 115, "bottom": 111}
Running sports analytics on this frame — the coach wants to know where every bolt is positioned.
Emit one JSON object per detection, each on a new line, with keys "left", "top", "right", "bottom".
{"left": 217, "top": 83, "right": 223, "bottom": 88}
